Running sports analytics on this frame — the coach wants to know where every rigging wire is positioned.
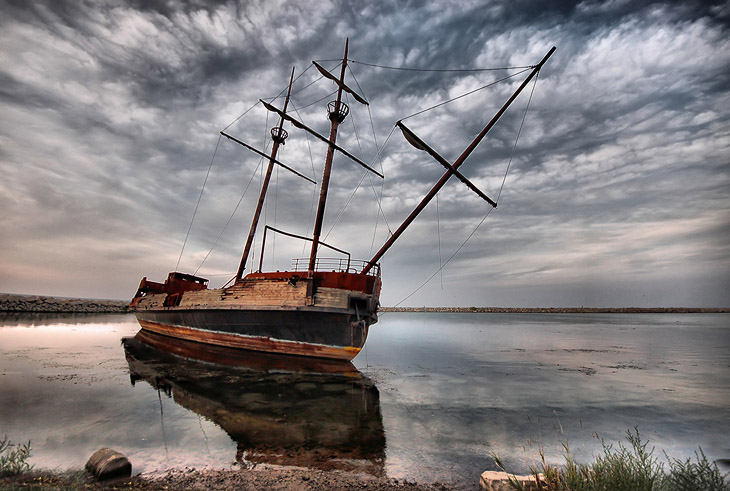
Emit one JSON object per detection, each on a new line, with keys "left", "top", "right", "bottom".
{"left": 496, "top": 69, "right": 540, "bottom": 202}
{"left": 192, "top": 151, "right": 267, "bottom": 276}
{"left": 184, "top": 67, "right": 316, "bottom": 274}
{"left": 392, "top": 207, "right": 496, "bottom": 308}
{"left": 193, "top": 110, "right": 275, "bottom": 276}
{"left": 322, "top": 91, "right": 367, "bottom": 243}
{"left": 285, "top": 60, "right": 382, "bottom": 256}
{"left": 436, "top": 193, "right": 443, "bottom": 289}
{"left": 346, "top": 64, "right": 394, "bottom": 248}
{"left": 285, "top": 99, "right": 321, "bottom": 259}
{"left": 287, "top": 68, "right": 322, "bottom": 98}
{"left": 351, "top": 68, "right": 393, "bottom": 254}
{"left": 323, "top": 171, "right": 368, "bottom": 243}
{"left": 400, "top": 68, "right": 531, "bottom": 122}
{"left": 347, "top": 91, "right": 366, "bottom": 157}
{"left": 348, "top": 59, "right": 534, "bottom": 72}
{"left": 350, "top": 67, "right": 529, "bottom": 248}
{"left": 369, "top": 125, "right": 399, "bottom": 235}
{"left": 183, "top": 59, "right": 536, "bottom": 279}
{"left": 296, "top": 89, "right": 338, "bottom": 110}
{"left": 175, "top": 134, "right": 222, "bottom": 272}
{"left": 390, "top": 69, "right": 542, "bottom": 308}
{"left": 255, "top": 109, "right": 271, "bottom": 270}
{"left": 261, "top": 64, "right": 316, "bottom": 103}
{"left": 314, "top": 62, "right": 399, "bottom": 246}
{"left": 368, "top": 171, "right": 388, "bottom": 256}
{"left": 222, "top": 101, "right": 260, "bottom": 132}
{"left": 272, "top": 159, "right": 279, "bottom": 267}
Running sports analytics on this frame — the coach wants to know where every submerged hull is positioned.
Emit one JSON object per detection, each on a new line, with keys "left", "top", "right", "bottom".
{"left": 132, "top": 269, "right": 380, "bottom": 361}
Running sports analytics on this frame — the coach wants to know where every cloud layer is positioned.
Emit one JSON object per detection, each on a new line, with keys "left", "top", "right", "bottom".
{"left": 1, "top": 0, "right": 728, "bottom": 306}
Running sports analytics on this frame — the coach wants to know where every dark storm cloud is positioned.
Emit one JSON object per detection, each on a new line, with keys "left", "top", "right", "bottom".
{"left": 0, "top": 0, "right": 728, "bottom": 306}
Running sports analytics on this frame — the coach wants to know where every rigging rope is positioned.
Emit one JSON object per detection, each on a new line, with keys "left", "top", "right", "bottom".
{"left": 392, "top": 207, "right": 496, "bottom": 308}
{"left": 176, "top": 134, "right": 222, "bottom": 272}
{"left": 255, "top": 109, "right": 271, "bottom": 269}
{"left": 436, "top": 193, "right": 443, "bottom": 289}
{"left": 390, "top": 70, "right": 542, "bottom": 308}
{"left": 184, "top": 67, "right": 317, "bottom": 275}
{"left": 183, "top": 58, "right": 538, "bottom": 280}
{"left": 348, "top": 59, "right": 533, "bottom": 72}
{"left": 322, "top": 90, "right": 368, "bottom": 243}
{"left": 370, "top": 125, "right": 398, "bottom": 234}
{"left": 222, "top": 101, "right": 259, "bottom": 132}
{"left": 272, "top": 159, "right": 279, "bottom": 268}
{"left": 222, "top": 64, "right": 314, "bottom": 132}
{"left": 193, "top": 144, "right": 269, "bottom": 276}
{"left": 314, "top": 64, "right": 393, "bottom": 254}
{"left": 346, "top": 64, "right": 394, "bottom": 247}
{"left": 285, "top": 99, "right": 321, "bottom": 259}
{"left": 296, "top": 89, "right": 338, "bottom": 110}
{"left": 355, "top": 69, "right": 530, "bottom": 247}
{"left": 400, "top": 68, "right": 530, "bottom": 121}
{"left": 356, "top": 71, "right": 392, "bottom": 255}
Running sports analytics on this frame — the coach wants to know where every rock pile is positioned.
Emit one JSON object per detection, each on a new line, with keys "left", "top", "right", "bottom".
{"left": 0, "top": 294, "right": 129, "bottom": 313}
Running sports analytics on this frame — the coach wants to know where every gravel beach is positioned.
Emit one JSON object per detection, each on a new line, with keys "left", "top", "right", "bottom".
{"left": 1, "top": 466, "right": 460, "bottom": 490}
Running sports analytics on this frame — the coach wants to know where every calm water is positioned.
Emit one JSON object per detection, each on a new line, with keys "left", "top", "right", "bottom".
{"left": 1, "top": 312, "right": 728, "bottom": 486}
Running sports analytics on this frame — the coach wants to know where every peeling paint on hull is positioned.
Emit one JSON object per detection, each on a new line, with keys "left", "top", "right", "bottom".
{"left": 134, "top": 309, "right": 369, "bottom": 361}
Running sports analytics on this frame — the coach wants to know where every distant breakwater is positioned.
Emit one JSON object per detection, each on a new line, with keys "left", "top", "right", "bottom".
{"left": 0, "top": 294, "right": 129, "bottom": 313}
{"left": 380, "top": 306, "right": 730, "bottom": 313}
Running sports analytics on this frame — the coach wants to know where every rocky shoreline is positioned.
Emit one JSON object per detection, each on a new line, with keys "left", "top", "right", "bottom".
{"left": 0, "top": 467, "right": 462, "bottom": 490}
{"left": 1, "top": 466, "right": 538, "bottom": 490}
{"left": 0, "top": 293, "right": 129, "bottom": 313}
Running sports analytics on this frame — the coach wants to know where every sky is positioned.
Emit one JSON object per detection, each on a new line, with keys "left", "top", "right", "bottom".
{"left": 1, "top": 0, "right": 729, "bottom": 307}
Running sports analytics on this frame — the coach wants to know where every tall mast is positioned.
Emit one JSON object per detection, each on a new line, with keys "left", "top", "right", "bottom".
{"left": 308, "top": 39, "right": 350, "bottom": 275}
{"left": 236, "top": 67, "right": 296, "bottom": 281}
{"left": 362, "top": 46, "right": 556, "bottom": 275}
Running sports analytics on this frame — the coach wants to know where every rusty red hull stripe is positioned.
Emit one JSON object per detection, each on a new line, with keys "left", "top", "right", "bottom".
{"left": 137, "top": 319, "right": 361, "bottom": 361}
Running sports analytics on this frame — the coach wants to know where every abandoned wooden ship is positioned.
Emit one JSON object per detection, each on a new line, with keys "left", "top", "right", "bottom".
{"left": 130, "top": 41, "right": 555, "bottom": 360}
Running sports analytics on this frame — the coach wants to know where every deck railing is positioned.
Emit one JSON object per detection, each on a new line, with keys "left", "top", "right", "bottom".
{"left": 259, "top": 225, "right": 379, "bottom": 277}
{"left": 290, "top": 258, "right": 380, "bottom": 277}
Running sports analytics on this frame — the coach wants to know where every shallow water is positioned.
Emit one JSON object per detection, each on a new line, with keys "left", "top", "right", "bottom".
{"left": 1, "top": 312, "right": 728, "bottom": 486}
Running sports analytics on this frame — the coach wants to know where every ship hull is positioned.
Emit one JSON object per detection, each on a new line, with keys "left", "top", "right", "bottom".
{"left": 131, "top": 269, "right": 381, "bottom": 361}
{"left": 134, "top": 308, "right": 369, "bottom": 361}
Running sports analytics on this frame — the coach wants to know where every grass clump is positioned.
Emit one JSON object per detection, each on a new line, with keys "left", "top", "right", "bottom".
{"left": 0, "top": 435, "right": 33, "bottom": 477}
{"left": 495, "top": 428, "right": 729, "bottom": 491}
{"left": 662, "top": 449, "right": 729, "bottom": 491}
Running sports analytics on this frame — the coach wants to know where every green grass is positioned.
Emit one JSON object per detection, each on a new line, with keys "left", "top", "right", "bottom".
{"left": 494, "top": 428, "right": 729, "bottom": 491}
{"left": 0, "top": 435, "right": 33, "bottom": 477}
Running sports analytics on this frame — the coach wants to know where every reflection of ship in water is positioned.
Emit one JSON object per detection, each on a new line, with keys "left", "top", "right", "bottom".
{"left": 122, "top": 331, "right": 385, "bottom": 475}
